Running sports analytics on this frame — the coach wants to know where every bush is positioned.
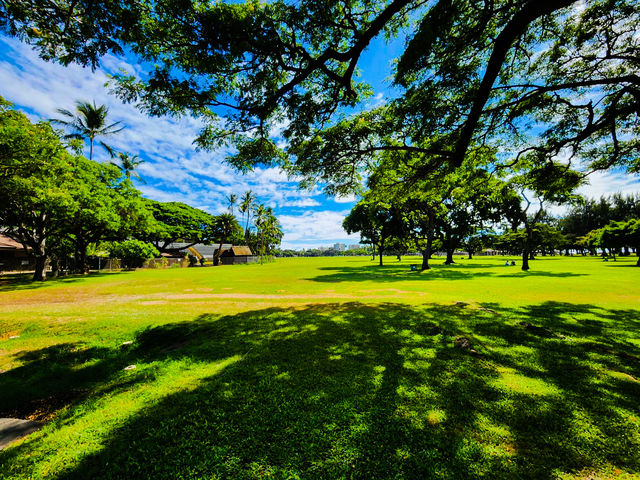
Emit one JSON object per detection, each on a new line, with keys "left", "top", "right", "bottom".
{"left": 188, "top": 254, "right": 198, "bottom": 267}
{"left": 109, "top": 240, "right": 159, "bottom": 269}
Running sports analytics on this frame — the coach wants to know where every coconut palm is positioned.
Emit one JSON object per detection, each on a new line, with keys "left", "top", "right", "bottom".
{"left": 239, "top": 190, "right": 256, "bottom": 242}
{"left": 52, "top": 101, "right": 123, "bottom": 160}
{"left": 253, "top": 204, "right": 267, "bottom": 263}
{"left": 226, "top": 193, "right": 238, "bottom": 216}
{"left": 112, "top": 152, "right": 145, "bottom": 181}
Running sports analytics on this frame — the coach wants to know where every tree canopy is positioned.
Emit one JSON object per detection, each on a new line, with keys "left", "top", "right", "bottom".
{"left": 2, "top": 0, "right": 638, "bottom": 189}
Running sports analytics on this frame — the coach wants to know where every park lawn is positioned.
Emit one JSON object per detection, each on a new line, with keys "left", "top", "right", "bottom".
{"left": 0, "top": 255, "right": 639, "bottom": 479}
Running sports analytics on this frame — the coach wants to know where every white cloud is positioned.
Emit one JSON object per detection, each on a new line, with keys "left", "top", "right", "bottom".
{"left": 281, "top": 198, "right": 321, "bottom": 207}
{"left": 278, "top": 210, "right": 360, "bottom": 248}
{"left": 579, "top": 170, "right": 640, "bottom": 199}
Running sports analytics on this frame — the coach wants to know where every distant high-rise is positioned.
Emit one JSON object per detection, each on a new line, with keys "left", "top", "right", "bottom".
{"left": 333, "top": 243, "right": 346, "bottom": 251}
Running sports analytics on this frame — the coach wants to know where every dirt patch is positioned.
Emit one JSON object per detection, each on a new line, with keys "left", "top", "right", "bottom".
{"left": 0, "top": 390, "right": 86, "bottom": 422}
{"left": 163, "top": 293, "right": 362, "bottom": 300}
{"left": 0, "top": 331, "right": 20, "bottom": 341}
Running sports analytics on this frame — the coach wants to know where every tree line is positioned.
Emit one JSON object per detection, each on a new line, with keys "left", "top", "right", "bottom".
{"left": 0, "top": 98, "right": 282, "bottom": 281}
{"left": 341, "top": 154, "right": 640, "bottom": 270}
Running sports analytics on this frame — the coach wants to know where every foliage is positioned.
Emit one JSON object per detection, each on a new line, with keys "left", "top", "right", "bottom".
{"left": 112, "top": 152, "right": 145, "bottom": 181}
{"left": 2, "top": 0, "right": 638, "bottom": 189}
{"left": 343, "top": 199, "right": 404, "bottom": 266}
{"left": 581, "top": 218, "right": 640, "bottom": 265}
{"left": 211, "top": 213, "right": 243, "bottom": 266}
{"left": 108, "top": 239, "right": 159, "bottom": 268}
{"left": 0, "top": 97, "right": 80, "bottom": 280}
{"left": 143, "top": 200, "right": 216, "bottom": 252}
{"left": 51, "top": 100, "right": 123, "bottom": 160}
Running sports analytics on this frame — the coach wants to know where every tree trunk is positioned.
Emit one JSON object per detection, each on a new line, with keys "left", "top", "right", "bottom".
{"left": 378, "top": 246, "right": 383, "bottom": 266}
{"left": 32, "top": 255, "right": 47, "bottom": 281}
{"left": 521, "top": 249, "right": 530, "bottom": 271}
{"left": 80, "top": 248, "right": 89, "bottom": 274}
{"left": 421, "top": 250, "right": 430, "bottom": 270}
{"left": 468, "top": 251, "right": 473, "bottom": 259}
{"left": 214, "top": 240, "right": 224, "bottom": 266}
{"left": 444, "top": 249, "right": 455, "bottom": 264}
{"left": 636, "top": 246, "right": 640, "bottom": 266}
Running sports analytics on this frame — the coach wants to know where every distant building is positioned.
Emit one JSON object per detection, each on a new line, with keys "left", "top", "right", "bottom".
{"left": 163, "top": 242, "right": 257, "bottom": 265}
{"left": 333, "top": 243, "right": 346, "bottom": 251}
{"left": 0, "top": 234, "right": 34, "bottom": 271}
{"left": 163, "top": 242, "right": 232, "bottom": 261}
{"left": 220, "top": 246, "right": 257, "bottom": 265}
{"left": 348, "top": 244, "right": 361, "bottom": 250}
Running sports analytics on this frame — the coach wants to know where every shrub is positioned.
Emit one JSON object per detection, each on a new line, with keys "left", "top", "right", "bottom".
{"left": 188, "top": 254, "right": 198, "bottom": 267}
{"left": 109, "top": 240, "right": 159, "bottom": 269}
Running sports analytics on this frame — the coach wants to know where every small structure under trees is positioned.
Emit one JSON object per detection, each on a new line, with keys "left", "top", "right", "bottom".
{"left": 220, "top": 246, "right": 256, "bottom": 265}
{"left": 0, "top": 234, "right": 33, "bottom": 272}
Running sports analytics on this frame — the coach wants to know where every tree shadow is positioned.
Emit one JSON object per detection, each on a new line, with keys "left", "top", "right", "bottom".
{"left": 1, "top": 302, "right": 639, "bottom": 479}
{"left": 0, "top": 272, "right": 127, "bottom": 293}
{"left": 306, "top": 264, "right": 585, "bottom": 282}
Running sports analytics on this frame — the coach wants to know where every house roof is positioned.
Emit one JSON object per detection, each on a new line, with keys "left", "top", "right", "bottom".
{"left": 164, "top": 243, "right": 233, "bottom": 259}
{"left": 0, "top": 235, "right": 24, "bottom": 251}
{"left": 222, "top": 246, "right": 253, "bottom": 256}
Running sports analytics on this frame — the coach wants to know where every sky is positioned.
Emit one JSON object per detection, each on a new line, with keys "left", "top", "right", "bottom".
{"left": 1, "top": 31, "right": 639, "bottom": 249}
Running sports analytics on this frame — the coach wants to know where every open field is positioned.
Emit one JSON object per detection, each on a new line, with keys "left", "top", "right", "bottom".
{"left": 1, "top": 256, "right": 639, "bottom": 479}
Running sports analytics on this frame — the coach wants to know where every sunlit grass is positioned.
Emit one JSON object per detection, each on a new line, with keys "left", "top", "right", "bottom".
{"left": 0, "top": 255, "right": 639, "bottom": 479}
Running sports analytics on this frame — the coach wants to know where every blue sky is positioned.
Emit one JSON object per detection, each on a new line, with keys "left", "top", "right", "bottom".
{"left": 1, "top": 33, "right": 639, "bottom": 248}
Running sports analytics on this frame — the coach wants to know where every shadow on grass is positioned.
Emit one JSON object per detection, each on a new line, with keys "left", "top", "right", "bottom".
{"left": 0, "top": 272, "right": 127, "bottom": 293}
{"left": 1, "top": 302, "right": 639, "bottom": 479}
{"left": 306, "top": 263, "right": 586, "bottom": 282}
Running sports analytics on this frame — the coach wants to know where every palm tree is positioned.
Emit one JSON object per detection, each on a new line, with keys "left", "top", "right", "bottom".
{"left": 213, "top": 213, "right": 241, "bottom": 266}
{"left": 239, "top": 190, "right": 256, "bottom": 242}
{"left": 226, "top": 193, "right": 238, "bottom": 216}
{"left": 112, "top": 152, "right": 145, "bottom": 181}
{"left": 252, "top": 205, "right": 283, "bottom": 263}
{"left": 253, "top": 204, "right": 267, "bottom": 263}
{"left": 52, "top": 101, "right": 123, "bottom": 160}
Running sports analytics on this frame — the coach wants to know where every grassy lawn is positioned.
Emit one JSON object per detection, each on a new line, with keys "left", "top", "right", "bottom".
{"left": 1, "top": 255, "right": 639, "bottom": 479}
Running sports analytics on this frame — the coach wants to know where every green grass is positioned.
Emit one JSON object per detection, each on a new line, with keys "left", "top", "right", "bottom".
{"left": 1, "top": 255, "right": 639, "bottom": 479}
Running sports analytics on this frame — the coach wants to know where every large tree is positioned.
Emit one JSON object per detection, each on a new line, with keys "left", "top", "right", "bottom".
{"left": 2, "top": 0, "right": 638, "bottom": 186}
{"left": 343, "top": 199, "right": 404, "bottom": 266}
{"left": 0, "top": 98, "right": 79, "bottom": 280}
{"left": 143, "top": 200, "right": 216, "bottom": 252}
{"left": 64, "top": 158, "right": 153, "bottom": 273}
